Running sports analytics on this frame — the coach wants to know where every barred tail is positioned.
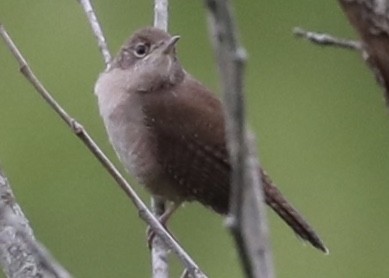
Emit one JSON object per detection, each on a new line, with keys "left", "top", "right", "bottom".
{"left": 261, "top": 169, "right": 328, "bottom": 253}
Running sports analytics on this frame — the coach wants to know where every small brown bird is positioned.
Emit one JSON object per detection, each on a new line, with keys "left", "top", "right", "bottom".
{"left": 95, "top": 27, "right": 328, "bottom": 253}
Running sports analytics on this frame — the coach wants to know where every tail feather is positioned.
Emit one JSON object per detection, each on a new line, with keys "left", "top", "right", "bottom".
{"left": 261, "top": 169, "right": 328, "bottom": 253}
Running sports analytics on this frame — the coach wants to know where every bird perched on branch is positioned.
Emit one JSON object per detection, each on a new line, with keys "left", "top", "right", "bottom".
{"left": 95, "top": 27, "right": 328, "bottom": 253}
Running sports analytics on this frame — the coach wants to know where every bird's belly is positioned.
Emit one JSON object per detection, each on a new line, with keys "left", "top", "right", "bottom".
{"left": 106, "top": 120, "right": 185, "bottom": 202}
{"left": 104, "top": 115, "right": 160, "bottom": 185}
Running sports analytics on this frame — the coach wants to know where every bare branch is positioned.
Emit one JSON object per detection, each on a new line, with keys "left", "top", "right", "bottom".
{"left": 154, "top": 0, "right": 169, "bottom": 31}
{"left": 293, "top": 27, "right": 362, "bottom": 50}
{"left": 204, "top": 1, "right": 274, "bottom": 277}
{"left": 0, "top": 23, "right": 206, "bottom": 278}
{"left": 150, "top": 197, "right": 169, "bottom": 278}
{"left": 151, "top": 1, "right": 170, "bottom": 277}
{"left": 78, "top": 0, "right": 112, "bottom": 66}
{"left": 0, "top": 168, "right": 72, "bottom": 278}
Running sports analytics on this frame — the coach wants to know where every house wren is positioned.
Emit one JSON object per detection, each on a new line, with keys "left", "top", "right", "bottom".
{"left": 94, "top": 27, "right": 328, "bottom": 253}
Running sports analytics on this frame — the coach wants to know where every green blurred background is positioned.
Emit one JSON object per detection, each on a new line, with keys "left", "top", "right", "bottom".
{"left": 1, "top": 1, "right": 389, "bottom": 277}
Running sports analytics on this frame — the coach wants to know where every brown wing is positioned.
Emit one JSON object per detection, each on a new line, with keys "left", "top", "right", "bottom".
{"left": 142, "top": 75, "right": 231, "bottom": 214}
{"left": 141, "top": 76, "right": 329, "bottom": 252}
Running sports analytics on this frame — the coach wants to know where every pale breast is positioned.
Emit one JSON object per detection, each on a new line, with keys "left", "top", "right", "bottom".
{"left": 94, "top": 68, "right": 160, "bottom": 184}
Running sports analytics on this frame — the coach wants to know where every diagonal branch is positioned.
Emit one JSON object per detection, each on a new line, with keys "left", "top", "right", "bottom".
{"left": 0, "top": 23, "right": 206, "bottom": 278}
{"left": 0, "top": 168, "right": 72, "bottom": 278}
{"left": 204, "top": 0, "right": 274, "bottom": 277}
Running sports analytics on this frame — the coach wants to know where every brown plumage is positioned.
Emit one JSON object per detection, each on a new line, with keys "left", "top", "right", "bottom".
{"left": 95, "top": 27, "right": 328, "bottom": 253}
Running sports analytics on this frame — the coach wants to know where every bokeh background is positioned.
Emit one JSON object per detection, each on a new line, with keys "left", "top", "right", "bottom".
{"left": 1, "top": 1, "right": 389, "bottom": 277}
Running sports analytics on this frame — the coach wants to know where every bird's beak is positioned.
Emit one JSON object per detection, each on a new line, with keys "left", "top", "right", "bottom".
{"left": 162, "top": 35, "right": 180, "bottom": 55}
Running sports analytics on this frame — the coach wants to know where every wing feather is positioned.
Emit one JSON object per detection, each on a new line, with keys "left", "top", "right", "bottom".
{"left": 142, "top": 75, "right": 231, "bottom": 213}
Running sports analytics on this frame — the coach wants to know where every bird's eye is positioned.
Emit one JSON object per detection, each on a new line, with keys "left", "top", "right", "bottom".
{"left": 134, "top": 43, "right": 149, "bottom": 58}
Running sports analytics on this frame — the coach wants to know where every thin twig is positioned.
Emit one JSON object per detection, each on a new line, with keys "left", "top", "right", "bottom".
{"left": 0, "top": 24, "right": 206, "bottom": 278}
{"left": 0, "top": 168, "right": 72, "bottom": 278}
{"left": 293, "top": 27, "right": 362, "bottom": 50}
{"left": 151, "top": 1, "right": 170, "bottom": 278}
{"left": 78, "top": 0, "right": 112, "bottom": 66}
{"left": 204, "top": 0, "right": 274, "bottom": 277}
